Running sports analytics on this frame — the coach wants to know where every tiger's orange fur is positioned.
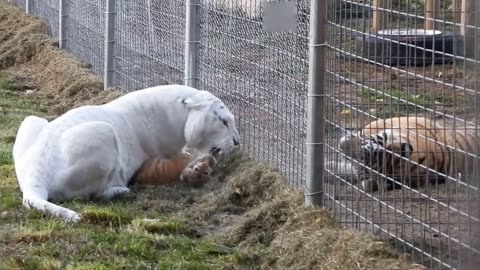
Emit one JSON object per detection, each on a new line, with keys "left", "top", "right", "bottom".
{"left": 340, "top": 116, "right": 479, "bottom": 191}
{"left": 180, "top": 154, "right": 217, "bottom": 187}
{"left": 130, "top": 153, "right": 193, "bottom": 186}
{"left": 129, "top": 153, "right": 217, "bottom": 187}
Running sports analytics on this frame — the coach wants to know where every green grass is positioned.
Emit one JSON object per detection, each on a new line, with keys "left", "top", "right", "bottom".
{"left": 0, "top": 71, "right": 250, "bottom": 270}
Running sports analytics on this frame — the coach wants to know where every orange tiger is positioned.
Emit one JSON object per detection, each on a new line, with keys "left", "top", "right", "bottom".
{"left": 129, "top": 152, "right": 193, "bottom": 186}
{"left": 180, "top": 154, "right": 217, "bottom": 188}
{"left": 338, "top": 116, "right": 479, "bottom": 191}
{"left": 129, "top": 153, "right": 217, "bottom": 187}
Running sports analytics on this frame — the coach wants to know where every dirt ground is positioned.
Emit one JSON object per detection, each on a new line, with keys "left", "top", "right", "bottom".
{"left": 323, "top": 37, "right": 480, "bottom": 270}
{"left": 0, "top": 1, "right": 428, "bottom": 269}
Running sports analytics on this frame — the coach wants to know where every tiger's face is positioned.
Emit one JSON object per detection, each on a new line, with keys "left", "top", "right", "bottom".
{"left": 183, "top": 91, "right": 240, "bottom": 157}
{"left": 359, "top": 130, "right": 414, "bottom": 177}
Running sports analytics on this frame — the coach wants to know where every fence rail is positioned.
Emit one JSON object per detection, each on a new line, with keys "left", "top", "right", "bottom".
{"left": 7, "top": 0, "right": 480, "bottom": 269}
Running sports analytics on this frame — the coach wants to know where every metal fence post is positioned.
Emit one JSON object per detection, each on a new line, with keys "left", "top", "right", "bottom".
{"left": 304, "top": 0, "right": 328, "bottom": 207}
{"left": 104, "top": 0, "right": 116, "bottom": 90}
{"left": 58, "top": 0, "right": 67, "bottom": 49}
{"left": 184, "top": 0, "right": 200, "bottom": 89}
{"left": 25, "top": 0, "right": 32, "bottom": 14}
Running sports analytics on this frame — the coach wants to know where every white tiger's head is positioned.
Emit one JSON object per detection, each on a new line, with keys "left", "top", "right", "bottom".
{"left": 182, "top": 90, "right": 240, "bottom": 157}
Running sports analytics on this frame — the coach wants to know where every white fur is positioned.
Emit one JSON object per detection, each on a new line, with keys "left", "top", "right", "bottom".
{"left": 12, "top": 84, "right": 240, "bottom": 222}
{"left": 324, "top": 160, "right": 358, "bottom": 184}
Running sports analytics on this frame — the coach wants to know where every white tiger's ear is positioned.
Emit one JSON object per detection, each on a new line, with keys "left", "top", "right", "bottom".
{"left": 182, "top": 91, "right": 216, "bottom": 110}
{"left": 400, "top": 143, "right": 413, "bottom": 158}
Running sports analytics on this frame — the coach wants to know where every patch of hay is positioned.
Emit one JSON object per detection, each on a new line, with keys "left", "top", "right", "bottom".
{"left": 130, "top": 218, "right": 201, "bottom": 237}
{"left": 0, "top": 1, "right": 123, "bottom": 114}
{"left": 15, "top": 228, "right": 53, "bottom": 243}
{"left": 167, "top": 150, "right": 422, "bottom": 269}
{"left": 263, "top": 209, "right": 425, "bottom": 270}
{"left": 81, "top": 207, "right": 132, "bottom": 226}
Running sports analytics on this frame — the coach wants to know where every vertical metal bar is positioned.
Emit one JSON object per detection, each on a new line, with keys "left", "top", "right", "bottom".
{"left": 425, "top": 0, "right": 440, "bottom": 30}
{"left": 371, "top": 0, "right": 384, "bottom": 32}
{"left": 304, "top": 0, "right": 328, "bottom": 207}
{"left": 185, "top": 0, "right": 200, "bottom": 89}
{"left": 25, "top": 0, "right": 32, "bottom": 14}
{"left": 461, "top": 0, "right": 475, "bottom": 39}
{"left": 104, "top": 0, "right": 116, "bottom": 90}
{"left": 58, "top": 0, "right": 67, "bottom": 49}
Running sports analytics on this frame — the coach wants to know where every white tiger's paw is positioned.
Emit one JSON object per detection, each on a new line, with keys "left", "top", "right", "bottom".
{"left": 65, "top": 212, "right": 82, "bottom": 223}
{"left": 101, "top": 186, "right": 130, "bottom": 200}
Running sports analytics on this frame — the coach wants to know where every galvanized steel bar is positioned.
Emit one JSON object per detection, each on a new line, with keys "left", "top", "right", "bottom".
{"left": 58, "top": 0, "right": 67, "bottom": 49}
{"left": 184, "top": 0, "right": 200, "bottom": 88}
{"left": 104, "top": 0, "right": 116, "bottom": 90}
{"left": 304, "top": 0, "right": 328, "bottom": 207}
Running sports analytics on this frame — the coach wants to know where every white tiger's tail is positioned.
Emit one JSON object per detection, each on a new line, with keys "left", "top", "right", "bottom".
{"left": 22, "top": 185, "right": 82, "bottom": 223}
{"left": 23, "top": 195, "right": 82, "bottom": 223}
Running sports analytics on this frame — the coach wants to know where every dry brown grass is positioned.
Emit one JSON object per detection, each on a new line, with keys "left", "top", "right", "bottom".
{"left": 0, "top": 0, "right": 122, "bottom": 115}
{"left": 179, "top": 151, "right": 426, "bottom": 270}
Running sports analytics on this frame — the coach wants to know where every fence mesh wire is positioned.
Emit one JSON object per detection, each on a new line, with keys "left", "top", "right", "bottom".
{"left": 31, "top": 0, "right": 58, "bottom": 38}
{"left": 198, "top": 0, "right": 310, "bottom": 187}
{"left": 63, "top": 0, "right": 105, "bottom": 76}
{"left": 324, "top": 0, "right": 480, "bottom": 269}
{"left": 114, "top": 1, "right": 185, "bottom": 91}
{"left": 7, "top": 0, "right": 25, "bottom": 10}
{"left": 8, "top": 0, "right": 480, "bottom": 269}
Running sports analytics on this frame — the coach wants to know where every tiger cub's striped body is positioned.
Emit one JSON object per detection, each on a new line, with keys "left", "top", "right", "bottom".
{"left": 129, "top": 153, "right": 193, "bottom": 186}
{"left": 129, "top": 153, "right": 217, "bottom": 187}
{"left": 338, "top": 116, "right": 479, "bottom": 191}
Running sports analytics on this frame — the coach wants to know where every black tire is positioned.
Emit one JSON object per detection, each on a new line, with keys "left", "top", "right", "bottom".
{"left": 355, "top": 29, "right": 462, "bottom": 66}
{"left": 335, "top": 1, "right": 370, "bottom": 19}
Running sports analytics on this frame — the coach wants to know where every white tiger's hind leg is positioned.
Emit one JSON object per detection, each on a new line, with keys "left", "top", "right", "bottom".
{"left": 59, "top": 121, "right": 129, "bottom": 201}
{"left": 12, "top": 116, "right": 79, "bottom": 222}
{"left": 20, "top": 121, "right": 127, "bottom": 223}
{"left": 12, "top": 115, "right": 48, "bottom": 162}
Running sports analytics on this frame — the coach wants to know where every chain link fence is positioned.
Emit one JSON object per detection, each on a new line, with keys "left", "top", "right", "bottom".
{"left": 324, "top": 0, "right": 480, "bottom": 269}
{"left": 115, "top": 1, "right": 185, "bottom": 91}
{"left": 31, "top": 0, "right": 58, "bottom": 38}
{"left": 6, "top": 0, "right": 480, "bottom": 269}
{"left": 197, "top": 1, "right": 310, "bottom": 186}
{"left": 64, "top": 0, "right": 105, "bottom": 76}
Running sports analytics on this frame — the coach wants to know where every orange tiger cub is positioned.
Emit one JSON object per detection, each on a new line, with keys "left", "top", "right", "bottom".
{"left": 129, "top": 153, "right": 193, "bottom": 186}
{"left": 180, "top": 154, "right": 217, "bottom": 187}
{"left": 129, "top": 153, "right": 218, "bottom": 187}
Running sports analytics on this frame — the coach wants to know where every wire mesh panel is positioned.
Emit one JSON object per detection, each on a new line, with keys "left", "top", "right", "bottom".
{"left": 63, "top": 0, "right": 105, "bottom": 76}
{"left": 114, "top": 0, "right": 185, "bottom": 92}
{"left": 7, "top": 0, "right": 25, "bottom": 10}
{"left": 31, "top": 0, "right": 59, "bottom": 38}
{"left": 197, "top": 0, "right": 310, "bottom": 187}
{"left": 324, "top": 0, "right": 480, "bottom": 269}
